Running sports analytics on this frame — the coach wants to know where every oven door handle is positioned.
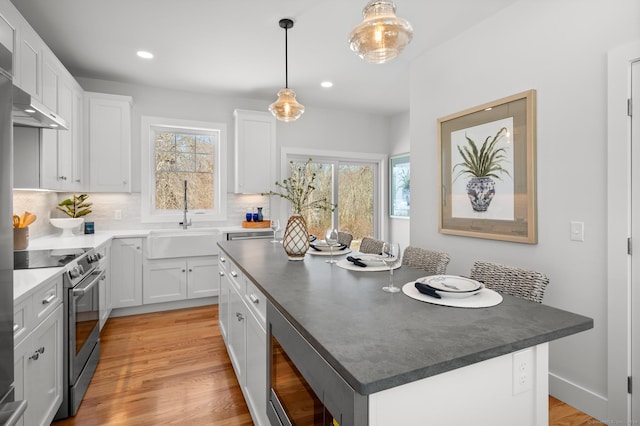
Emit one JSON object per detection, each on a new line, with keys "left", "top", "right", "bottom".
{"left": 72, "top": 269, "right": 104, "bottom": 297}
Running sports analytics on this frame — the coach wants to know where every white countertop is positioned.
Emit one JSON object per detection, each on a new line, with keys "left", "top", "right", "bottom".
{"left": 13, "top": 226, "right": 266, "bottom": 302}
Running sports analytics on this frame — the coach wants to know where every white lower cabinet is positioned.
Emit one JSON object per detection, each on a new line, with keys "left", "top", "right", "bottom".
{"left": 143, "top": 256, "right": 217, "bottom": 305}
{"left": 13, "top": 273, "right": 64, "bottom": 426}
{"left": 218, "top": 254, "right": 268, "bottom": 425}
{"left": 111, "top": 238, "right": 143, "bottom": 308}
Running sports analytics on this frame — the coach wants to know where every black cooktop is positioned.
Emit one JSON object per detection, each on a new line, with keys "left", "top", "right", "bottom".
{"left": 14, "top": 248, "right": 91, "bottom": 270}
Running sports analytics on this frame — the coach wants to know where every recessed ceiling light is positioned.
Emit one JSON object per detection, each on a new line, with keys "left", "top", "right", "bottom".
{"left": 137, "top": 50, "right": 154, "bottom": 59}
{"left": 321, "top": 81, "right": 333, "bottom": 88}
{"left": 24, "top": 108, "right": 35, "bottom": 114}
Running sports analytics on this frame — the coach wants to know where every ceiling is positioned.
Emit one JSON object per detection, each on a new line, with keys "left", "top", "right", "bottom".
{"left": 10, "top": 0, "right": 518, "bottom": 116}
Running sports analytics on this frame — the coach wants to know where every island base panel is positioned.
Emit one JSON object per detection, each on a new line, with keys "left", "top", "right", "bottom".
{"left": 368, "top": 343, "right": 549, "bottom": 426}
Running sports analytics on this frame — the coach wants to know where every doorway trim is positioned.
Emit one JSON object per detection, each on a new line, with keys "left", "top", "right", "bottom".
{"left": 607, "top": 40, "right": 640, "bottom": 423}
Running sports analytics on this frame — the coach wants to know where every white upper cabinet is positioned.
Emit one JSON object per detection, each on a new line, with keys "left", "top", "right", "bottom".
{"left": 234, "top": 109, "right": 276, "bottom": 194}
{"left": 85, "top": 92, "right": 132, "bottom": 192}
{"left": 16, "top": 22, "right": 41, "bottom": 100}
{"left": 0, "top": 2, "right": 17, "bottom": 64}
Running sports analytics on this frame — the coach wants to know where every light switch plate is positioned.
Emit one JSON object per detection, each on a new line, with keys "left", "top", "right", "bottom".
{"left": 570, "top": 221, "right": 584, "bottom": 241}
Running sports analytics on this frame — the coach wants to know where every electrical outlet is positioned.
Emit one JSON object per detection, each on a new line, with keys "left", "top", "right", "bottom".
{"left": 513, "top": 348, "right": 534, "bottom": 395}
{"left": 115, "top": 209, "right": 122, "bottom": 220}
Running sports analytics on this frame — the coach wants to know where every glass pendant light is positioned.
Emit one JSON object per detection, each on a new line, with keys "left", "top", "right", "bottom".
{"left": 348, "top": 0, "right": 413, "bottom": 64}
{"left": 269, "top": 18, "right": 304, "bottom": 122}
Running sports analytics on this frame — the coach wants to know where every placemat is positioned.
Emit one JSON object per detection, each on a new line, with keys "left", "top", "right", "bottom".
{"left": 402, "top": 282, "right": 503, "bottom": 308}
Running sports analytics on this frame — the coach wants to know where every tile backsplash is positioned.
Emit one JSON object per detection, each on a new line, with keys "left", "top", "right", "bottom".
{"left": 13, "top": 190, "right": 271, "bottom": 238}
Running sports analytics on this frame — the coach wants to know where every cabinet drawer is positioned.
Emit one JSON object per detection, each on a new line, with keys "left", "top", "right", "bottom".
{"left": 245, "top": 280, "right": 266, "bottom": 329}
{"left": 32, "top": 275, "right": 63, "bottom": 324}
{"left": 226, "top": 260, "right": 245, "bottom": 294}
{"left": 13, "top": 297, "right": 31, "bottom": 347}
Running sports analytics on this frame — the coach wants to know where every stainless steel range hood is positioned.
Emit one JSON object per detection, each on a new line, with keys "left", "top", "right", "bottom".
{"left": 12, "top": 85, "right": 68, "bottom": 130}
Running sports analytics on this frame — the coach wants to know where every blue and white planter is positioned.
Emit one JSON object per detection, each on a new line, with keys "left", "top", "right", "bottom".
{"left": 466, "top": 177, "right": 495, "bottom": 212}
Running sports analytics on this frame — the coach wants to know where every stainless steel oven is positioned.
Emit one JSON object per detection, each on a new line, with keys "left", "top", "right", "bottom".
{"left": 267, "top": 301, "right": 367, "bottom": 426}
{"left": 55, "top": 249, "right": 102, "bottom": 420}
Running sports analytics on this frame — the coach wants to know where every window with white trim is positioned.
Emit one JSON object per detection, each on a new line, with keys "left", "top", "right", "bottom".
{"left": 141, "top": 116, "right": 227, "bottom": 223}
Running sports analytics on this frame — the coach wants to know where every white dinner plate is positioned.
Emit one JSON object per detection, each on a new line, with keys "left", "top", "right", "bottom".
{"left": 309, "top": 241, "right": 347, "bottom": 252}
{"left": 308, "top": 248, "right": 351, "bottom": 256}
{"left": 417, "top": 275, "right": 484, "bottom": 293}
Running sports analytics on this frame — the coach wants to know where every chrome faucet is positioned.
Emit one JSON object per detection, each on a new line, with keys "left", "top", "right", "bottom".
{"left": 180, "top": 180, "right": 192, "bottom": 229}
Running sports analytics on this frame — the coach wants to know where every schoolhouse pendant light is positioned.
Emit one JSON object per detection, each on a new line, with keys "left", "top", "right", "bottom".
{"left": 348, "top": 0, "right": 413, "bottom": 64}
{"left": 269, "top": 18, "right": 305, "bottom": 122}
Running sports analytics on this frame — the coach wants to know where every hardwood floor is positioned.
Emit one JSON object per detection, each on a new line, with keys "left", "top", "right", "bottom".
{"left": 52, "top": 305, "right": 603, "bottom": 426}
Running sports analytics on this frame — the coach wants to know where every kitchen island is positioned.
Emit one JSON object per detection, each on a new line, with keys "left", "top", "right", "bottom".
{"left": 218, "top": 240, "right": 593, "bottom": 426}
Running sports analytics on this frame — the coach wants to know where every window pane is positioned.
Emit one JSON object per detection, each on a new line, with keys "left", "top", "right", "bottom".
{"left": 302, "top": 162, "right": 332, "bottom": 238}
{"left": 338, "top": 164, "right": 374, "bottom": 242}
{"left": 196, "top": 135, "right": 214, "bottom": 154}
{"left": 155, "top": 133, "right": 175, "bottom": 151}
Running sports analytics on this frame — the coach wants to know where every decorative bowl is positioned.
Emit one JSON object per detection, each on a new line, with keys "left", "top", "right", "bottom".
{"left": 50, "top": 218, "right": 84, "bottom": 237}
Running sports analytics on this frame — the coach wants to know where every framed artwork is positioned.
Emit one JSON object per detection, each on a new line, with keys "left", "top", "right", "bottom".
{"left": 437, "top": 90, "right": 537, "bottom": 244}
{"left": 390, "top": 154, "right": 410, "bottom": 218}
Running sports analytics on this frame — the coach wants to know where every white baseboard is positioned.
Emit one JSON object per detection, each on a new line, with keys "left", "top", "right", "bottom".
{"left": 549, "top": 372, "right": 607, "bottom": 422}
{"left": 110, "top": 297, "right": 218, "bottom": 318}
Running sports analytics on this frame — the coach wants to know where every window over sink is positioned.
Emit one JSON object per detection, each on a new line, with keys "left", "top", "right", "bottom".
{"left": 141, "top": 116, "right": 227, "bottom": 223}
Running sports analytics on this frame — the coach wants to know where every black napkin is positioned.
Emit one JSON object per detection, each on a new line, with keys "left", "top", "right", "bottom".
{"left": 414, "top": 282, "right": 441, "bottom": 299}
{"left": 346, "top": 256, "right": 367, "bottom": 267}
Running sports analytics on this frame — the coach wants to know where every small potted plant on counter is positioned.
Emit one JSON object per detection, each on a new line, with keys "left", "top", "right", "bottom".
{"left": 51, "top": 194, "right": 93, "bottom": 237}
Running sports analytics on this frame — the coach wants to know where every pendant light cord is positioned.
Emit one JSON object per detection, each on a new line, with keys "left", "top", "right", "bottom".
{"left": 284, "top": 25, "right": 289, "bottom": 89}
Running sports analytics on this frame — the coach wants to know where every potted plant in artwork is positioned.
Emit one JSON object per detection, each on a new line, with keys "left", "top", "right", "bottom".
{"left": 51, "top": 194, "right": 93, "bottom": 237}
{"left": 398, "top": 168, "right": 410, "bottom": 206}
{"left": 264, "top": 158, "right": 334, "bottom": 260}
{"left": 453, "top": 127, "right": 510, "bottom": 212}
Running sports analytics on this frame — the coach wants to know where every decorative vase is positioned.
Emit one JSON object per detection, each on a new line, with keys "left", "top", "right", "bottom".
{"left": 257, "top": 207, "right": 264, "bottom": 222}
{"left": 282, "top": 214, "right": 309, "bottom": 261}
{"left": 466, "top": 177, "right": 495, "bottom": 212}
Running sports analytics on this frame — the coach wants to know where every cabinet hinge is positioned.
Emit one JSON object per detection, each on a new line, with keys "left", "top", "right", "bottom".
{"left": 628, "top": 238, "right": 633, "bottom": 255}
{"left": 629, "top": 376, "right": 633, "bottom": 394}
{"left": 629, "top": 98, "right": 633, "bottom": 117}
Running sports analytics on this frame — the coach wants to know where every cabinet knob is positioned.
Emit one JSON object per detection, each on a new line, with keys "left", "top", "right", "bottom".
{"left": 218, "top": 271, "right": 225, "bottom": 276}
{"left": 182, "top": 269, "right": 186, "bottom": 273}
{"left": 249, "top": 294, "right": 259, "bottom": 304}
{"left": 13, "top": 323, "right": 19, "bottom": 333}
{"left": 236, "top": 312, "right": 244, "bottom": 322}
{"left": 220, "top": 257, "right": 226, "bottom": 263}
{"left": 230, "top": 271, "right": 238, "bottom": 278}
{"left": 188, "top": 268, "right": 193, "bottom": 272}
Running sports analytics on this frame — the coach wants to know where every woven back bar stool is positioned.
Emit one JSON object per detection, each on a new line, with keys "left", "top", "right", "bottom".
{"left": 469, "top": 260, "right": 549, "bottom": 303}
{"left": 359, "top": 237, "right": 385, "bottom": 254}
{"left": 337, "top": 232, "right": 353, "bottom": 248}
{"left": 402, "top": 246, "right": 451, "bottom": 276}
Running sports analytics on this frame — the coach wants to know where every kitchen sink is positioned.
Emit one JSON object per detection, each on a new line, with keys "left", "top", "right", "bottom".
{"left": 146, "top": 228, "right": 222, "bottom": 259}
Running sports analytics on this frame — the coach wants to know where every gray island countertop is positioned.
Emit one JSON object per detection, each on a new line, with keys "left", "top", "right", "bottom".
{"left": 218, "top": 239, "right": 593, "bottom": 395}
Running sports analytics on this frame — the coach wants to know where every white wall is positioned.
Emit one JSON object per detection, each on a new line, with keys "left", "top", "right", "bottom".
{"left": 409, "top": 0, "right": 640, "bottom": 421}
